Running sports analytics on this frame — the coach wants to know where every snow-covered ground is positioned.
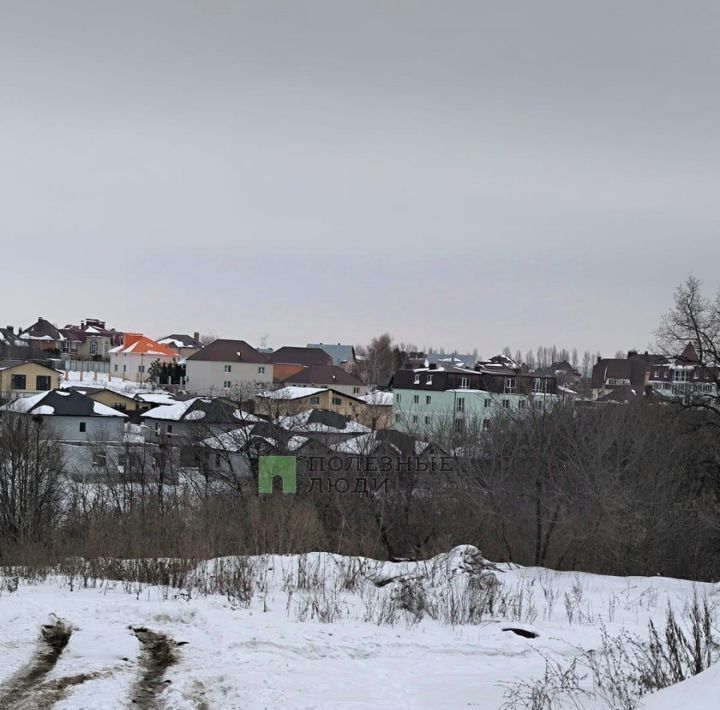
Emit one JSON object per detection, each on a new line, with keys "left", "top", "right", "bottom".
{"left": 0, "top": 547, "right": 717, "bottom": 709}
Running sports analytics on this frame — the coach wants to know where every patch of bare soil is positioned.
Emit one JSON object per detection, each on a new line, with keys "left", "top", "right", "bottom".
{"left": 0, "top": 615, "right": 73, "bottom": 709}
{"left": 129, "top": 627, "right": 184, "bottom": 709}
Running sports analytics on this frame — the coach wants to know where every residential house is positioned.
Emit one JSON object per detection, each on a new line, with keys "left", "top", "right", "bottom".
{"left": 0, "top": 360, "right": 60, "bottom": 401}
{"left": 109, "top": 333, "right": 177, "bottom": 383}
{"left": 60, "top": 318, "right": 123, "bottom": 360}
{"left": 644, "top": 343, "right": 718, "bottom": 401}
{"left": 392, "top": 362, "right": 558, "bottom": 433}
{"left": 278, "top": 364, "right": 367, "bottom": 397}
{"left": 307, "top": 343, "right": 357, "bottom": 370}
{"left": 184, "top": 339, "right": 272, "bottom": 395}
{"left": 356, "top": 390, "right": 393, "bottom": 429}
{"left": 591, "top": 344, "right": 716, "bottom": 402}
{"left": 140, "top": 396, "right": 254, "bottom": 440}
{"left": 0, "top": 326, "right": 28, "bottom": 359}
{"left": 157, "top": 332, "right": 204, "bottom": 360}
{"left": 533, "top": 360, "right": 583, "bottom": 387}
{"left": 72, "top": 387, "right": 150, "bottom": 414}
{"left": 274, "top": 409, "right": 370, "bottom": 446}
{"left": 267, "top": 346, "right": 332, "bottom": 381}
{"left": 0, "top": 389, "right": 127, "bottom": 442}
{"left": 256, "top": 386, "right": 367, "bottom": 419}
{"left": 19, "top": 317, "right": 65, "bottom": 353}
{"left": 425, "top": 352, "right": 477, "bottom": 369}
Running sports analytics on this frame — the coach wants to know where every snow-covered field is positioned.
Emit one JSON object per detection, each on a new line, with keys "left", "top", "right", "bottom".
{"left": 0, "top": 547, "right": 717, "bottom": 709}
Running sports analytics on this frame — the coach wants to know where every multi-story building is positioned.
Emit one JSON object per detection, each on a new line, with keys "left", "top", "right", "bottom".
{"left": 392, "top": 362, "right": 558, "bottom": 433}
{"left": 109, "top": 333, "right": 177, "bottom": 383}
{"left": 184, "top": 339, "right": 273, "bottom": 395}
{"left": 591, "top": 344, "right": 717, "bottom": 402}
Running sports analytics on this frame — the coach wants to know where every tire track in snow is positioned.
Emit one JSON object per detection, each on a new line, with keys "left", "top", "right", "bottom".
{"left": 129, "top": 626, "right": 185, "bottom": 708}
{"left": 0, "top": 615, "right": 73, "bottom": 709}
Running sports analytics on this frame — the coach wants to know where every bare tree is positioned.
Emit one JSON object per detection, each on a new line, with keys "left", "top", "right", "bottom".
{"left": 0, "top": 414, "right": 64, "bottom": 544}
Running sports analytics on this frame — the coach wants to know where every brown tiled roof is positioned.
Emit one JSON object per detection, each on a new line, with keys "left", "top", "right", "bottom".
{"left": 591, "top": 359, "right": 632, "bottom": 389}
{"left": 268, "top": 347, "right": 332, "bottom": 367}
{"left": 186, "top": 339, "right": 268, "bottom": 364}
{"left": 283, "top": 364, "right": 364, "bottom": 387}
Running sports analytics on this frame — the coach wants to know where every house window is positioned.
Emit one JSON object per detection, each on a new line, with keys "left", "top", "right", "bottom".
{"left": 332, "top": 397, "right": 342, "bottom": 405}
{"left": 459, "top": 377, "right": 469, "bottom": 389}
{"left": 258, "top": 366, "right": 266, "bottom": 374}
{"left": 426, "top": 376, "right": 433, "bottom": 385}
{"left": 533, "top": 378, "right": 547, "bottom": 394}
{"left": 454, "top": 418, "right": 463, "bottom": 432}
{"left": 353, "top": 386, "right": 360, "bottom": 394}
{"left": 167, "top": 425, "right": 173, "bottom": 434}
{"left": 456, "top": 397, "right": 465, "bottom": 412}
{"left": 412, "top": 415, "right": 418, "bottom": 424}
{"left": 396, "top": 394, "right": 401, "bottom": 403}
{"left": 484, "top": 398, "right": 491, "bottom": 407}
{"left": 502, "top": 399, "right": 510, "bottom": 409}
{"left": 10, "top": 374, "right": 26, "bottom": 390}
{"left": 425, "top": 415, "right": 430, "bottom": 425}
{"left": 92, "top": 452, "right": 106, "bottom": 467}
{"left": 138, "top": 365, "right": 145, "bottom": 373}
{"left": 113, "top": 403, "right": 127, "bottom": 412}
{"left": 483, "top": 419, "right": 490, "bottom": 430}
{"left": 518, "top": 399, "right": 527, "bottom": 409}
{"left": 413, "top": 394, "right": 419, "bottom": 404}
{"left": 79, "top": 422, "right": 87, "bottom": 433}
{"left": 426, "top": 395, "right": 431, "bottom": 405}
{"left": 118, "top": 453, "right": 128, "bottom": 468}
{"left": 89, "top": 340, "right": 98, "bottom": 355}
{"left": 223, "top": 380, "right": 231, "bottom": 388}
{"left": 309, "top": 396, "right": 320, "bottom": 405}
{"left": 414, "top": 374, "right": 420, "bottom": 384}
{"left": 504, "top": 377, "right": 517, "bottom": 394}
{"left": 224, "top": 364, "right": 232, "bottom": 372}
{"left": 114, "top": 364, "right": 118, "bottom": 372}
{"left": 394, "top": 413, "right": 400, "bottom": 422}
{"left": 123, "top": 365, "right": 127, "bottom": 373}
{"left": 36, "top": 375, "right": 51, "bottom": 391}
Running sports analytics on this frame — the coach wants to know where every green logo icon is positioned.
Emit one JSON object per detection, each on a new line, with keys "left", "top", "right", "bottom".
{"left": 258, "top": 455, "right": 297, "bottom": 494}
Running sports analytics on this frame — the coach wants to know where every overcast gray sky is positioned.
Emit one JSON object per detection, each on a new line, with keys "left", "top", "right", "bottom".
{"left": 2, "top": 1, "right": 718, "bottom": 356}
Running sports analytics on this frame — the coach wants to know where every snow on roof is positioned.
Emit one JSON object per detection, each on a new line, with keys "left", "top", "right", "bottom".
{"left": 0, "top": 389, "right": 127, "bottom": 417}
{"left": 1, "top": 392, "right": 51, "bottom": 413}
{"left": 33, "top": 404, "right": 55, "bottom": 415}
{"left": 92, "top": 400, "right": 127, "bottom": 417}
{"left": 141, "top": 399, "right": 203, "bottom": 421}
{"left": 258, "top": 386, "right": 328, "bottom": 400}
{"left": 278, "top": 410, "right": 370, "bottom": 434}
{"left": 358, "top": 391, "right": 394, "bottom": 406}
{"left": 134, "top": 392, "right": 177, "bottom": 405}
{"left": 109, "top": 333, "right": 177, "bottom": 358}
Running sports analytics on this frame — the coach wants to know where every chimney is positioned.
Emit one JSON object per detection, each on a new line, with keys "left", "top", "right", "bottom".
{"left": 6, "top": 326, "right": 13, "bottom": 334}
{"left": 628, "top": 350, "right": 638, "bottom": 358}
{"left": 194, "top": 331, "right": 200, "bottom": 342}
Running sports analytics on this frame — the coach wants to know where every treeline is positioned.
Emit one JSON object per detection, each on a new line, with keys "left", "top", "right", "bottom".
{"left": 1, "top": 399, "right": 720, "bottom": 582}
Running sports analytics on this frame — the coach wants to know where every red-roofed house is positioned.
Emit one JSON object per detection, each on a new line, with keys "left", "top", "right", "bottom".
{"left": 109, "top": 333, "right": 177, "bottom": 383}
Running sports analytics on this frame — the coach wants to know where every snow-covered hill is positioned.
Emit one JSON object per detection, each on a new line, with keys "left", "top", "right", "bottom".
{"left": 0, "top": 547, "right": 716, "bottom": 709}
